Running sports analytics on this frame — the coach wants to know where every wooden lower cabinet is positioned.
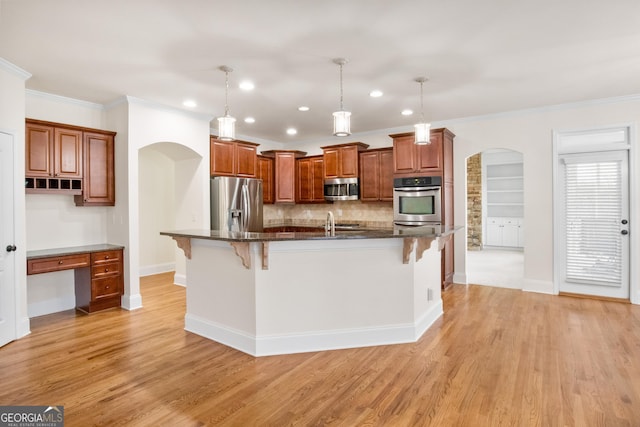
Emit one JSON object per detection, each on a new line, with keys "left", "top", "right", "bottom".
{"left": 27, "top": 245, "right": 124, "bottom": 314}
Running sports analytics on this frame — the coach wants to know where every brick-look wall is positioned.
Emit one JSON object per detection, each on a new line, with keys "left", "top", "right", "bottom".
{"left": 467, "top": 154, "right": 483, "bottom": 250}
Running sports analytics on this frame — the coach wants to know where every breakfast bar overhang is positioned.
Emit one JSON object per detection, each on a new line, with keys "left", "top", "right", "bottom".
{"left": 162, "top": 226, "right": 459, "bottom": 356}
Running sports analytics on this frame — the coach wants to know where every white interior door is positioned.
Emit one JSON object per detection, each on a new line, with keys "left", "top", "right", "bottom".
{"left": 557, "top": 150, "right": 630, "bottom": 299}
{"left": 0, "top": 131, "right": 17, "bottom": 347}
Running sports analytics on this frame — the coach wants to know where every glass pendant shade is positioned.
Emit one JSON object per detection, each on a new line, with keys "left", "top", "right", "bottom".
{"left": 217, "top": 115, "right": 236, "bottom": 141}
{"left": 414, "top": 122, "right": 431, "bottom": 145}
{"left": 333, "top": 110, "right": 351, "bottom": 137}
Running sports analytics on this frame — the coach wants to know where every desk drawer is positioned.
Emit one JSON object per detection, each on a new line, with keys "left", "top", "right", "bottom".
{"left": 91, "top": 250, "right": 122, "bottom": 265}
{"left": 27, "top": 254, "right": 90, "bottom": 275}
{"left": 91, "top": 262, "right": 121, "bottom": 279}
{"left": 92, "top": 276, "right": 122, "bottom": 299}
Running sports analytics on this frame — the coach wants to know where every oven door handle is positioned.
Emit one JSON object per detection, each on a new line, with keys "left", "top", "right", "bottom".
{"left": 394, "top": 186, "right": 440, "bottom": 192}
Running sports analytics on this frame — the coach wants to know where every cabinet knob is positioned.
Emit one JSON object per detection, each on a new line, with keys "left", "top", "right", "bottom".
{"left": 105, "top": 256, "right": 109, "bottom": 259}
{"left": 104, "top": 268, "right": 109, "bottom": 272}
{"left": 58, "top": 260, "right": 63, "bottom": 264}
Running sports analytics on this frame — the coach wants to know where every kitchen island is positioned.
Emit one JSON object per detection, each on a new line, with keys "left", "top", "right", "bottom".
{"left": 162, "top": 225, "right": 459, "bottom": 356}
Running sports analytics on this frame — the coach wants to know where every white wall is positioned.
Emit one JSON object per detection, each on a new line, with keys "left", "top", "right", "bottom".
{"left": 0, "top": 58, "right": 30, "bottom": 337}
{"left": 444, "top": 98, "right": 640, "bottom": 299}
{"left": 123, "top": 98, "right": 212, "bottom": 297}
{"left": 138, "top": 147, "right": 176, "bottom": 275}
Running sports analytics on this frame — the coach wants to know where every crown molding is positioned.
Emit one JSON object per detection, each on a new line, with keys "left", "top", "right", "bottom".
{"left": 124, "top": 96, "right": 214, "bottom": 122}
{"left": 26, "top": 89, "right": 104, "bottom": 110}
{"left": 0, "top": 57, "right": 32, "bottom": 80}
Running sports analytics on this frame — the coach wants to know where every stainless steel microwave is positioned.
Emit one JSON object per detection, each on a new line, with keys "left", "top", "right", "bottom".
{"left": 324, "top": 177, "right": 359, "bottom": 201}
{"left": 393, "top": 176, "right": 442, "bottom": 225}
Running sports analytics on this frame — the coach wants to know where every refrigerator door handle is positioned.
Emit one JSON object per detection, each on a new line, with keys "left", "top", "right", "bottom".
{"left": 242, "top": 184, "right": 250, "bottom": 231}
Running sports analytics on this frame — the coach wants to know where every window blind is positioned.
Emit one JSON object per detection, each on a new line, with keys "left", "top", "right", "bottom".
{"left": 563, "top": 159, "right": 622, "bottom": 286}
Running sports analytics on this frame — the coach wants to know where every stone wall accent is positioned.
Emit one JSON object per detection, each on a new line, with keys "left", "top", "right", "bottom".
{"left": 467, "top": 154, "right": 483, "bottom": 250}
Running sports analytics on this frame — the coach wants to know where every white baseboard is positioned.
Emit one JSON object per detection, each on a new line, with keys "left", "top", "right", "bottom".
{"left": 173, "top": 273, "right": 186, "bottom": 287}
{"left": 522, "top": 278, "right": 555, "bottom": 294}
{"left": 139, "top": 263, "right": 175, "bottom": 277}
{"left": 121, "top": 293, "right": 143, "bottom": 310}
{"left": 185, "top": 302, "right": 444, "bottom": 357}
{"left": 452, "top": 272, "right": 467, "bottom": 285}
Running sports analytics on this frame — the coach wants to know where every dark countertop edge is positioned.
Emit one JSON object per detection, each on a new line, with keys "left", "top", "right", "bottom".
{"left": 160, "top": 226, "right": 462, "bottom": 243}
{"left": 27, "top": 244, "right": 125, "bottom": 259}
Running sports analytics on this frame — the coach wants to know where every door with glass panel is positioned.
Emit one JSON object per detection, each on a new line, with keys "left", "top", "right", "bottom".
{"left": 557, "top": 150, "right": 629, "bottom": 299}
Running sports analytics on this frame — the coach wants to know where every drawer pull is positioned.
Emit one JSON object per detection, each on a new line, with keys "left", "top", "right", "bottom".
{"left": 105, "top": 256, "right": 110, "bottom": 259}
{"left": 58, "top": 261, "right": 63, "bottom": 264}
{"left": 104, "top": 268, "right": 109, "bottom": 272}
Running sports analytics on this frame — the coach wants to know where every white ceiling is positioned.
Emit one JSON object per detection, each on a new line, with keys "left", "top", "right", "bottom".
{"left": 2, "top": 0, "right": 640, "bottom": 143}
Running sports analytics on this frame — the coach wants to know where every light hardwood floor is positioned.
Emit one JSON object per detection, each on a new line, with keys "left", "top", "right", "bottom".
{"left": 1, "top": 273, "right": 639, "bottom": 426}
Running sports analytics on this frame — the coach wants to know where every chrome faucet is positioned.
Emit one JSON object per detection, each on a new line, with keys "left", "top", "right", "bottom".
{"left": 325, "top": 211, "right": 335, "bottom": 236}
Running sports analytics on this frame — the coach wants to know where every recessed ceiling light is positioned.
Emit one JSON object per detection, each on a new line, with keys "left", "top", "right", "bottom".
{"left": 183, "top": 99, "right": 197, "bottom": 108}
{"left": 244, "top": 117, "right": 255, "bottom": 124}
{"left": 239, "top": 81, "right": 255, "bottom": 91}
{"left": 401, "top": 109, "right": 414, "bottom": 116}
{"left": 369, "top": 90, "right": 383, "bottom": 98}
{"left": 298, "top": 106, "right": 310, "bottom": 112}
{"left": 286, "top": 128, "right": 297, "bottom": 135}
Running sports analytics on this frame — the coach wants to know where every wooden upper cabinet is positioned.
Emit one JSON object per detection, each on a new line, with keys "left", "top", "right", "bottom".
{"left": 75, "top": 131, "right": 116, "bottom": 206}
{"left": 261, "top": 150, "right": 307, "bottom": 204}
{"left": 210, "top": 137, "right": 258, "bottom": 177}
{"left": 235, "top": 141, "right": 258, "bottom": 177}
{"left": 257, "top": 155, "right": 274, "bottom": 204}
{"left": 321, "top": 142, "right": 369, "bottom": 179}
{"left": 26, "top": 120, "right": 82, "bottom": 179}
{"left": 25, "top": 119, "right": 115, "bottom": 202}
{"left": 391, "top": 128, "right": 454, "bottom": 179}
{"left": 359, "top": 148, "right": 393, "bottom": 202}
{"left": 297, "top": 156, "right": 324, "bottom": 203}
{"left": 26, "top": 123, "right": 54, "bottom": 177}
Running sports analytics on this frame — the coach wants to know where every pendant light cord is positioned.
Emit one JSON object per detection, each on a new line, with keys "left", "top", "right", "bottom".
{"left": 224, "top": 70, "right": 230, "bottom": 116}
{"left": 339, "top": 62, "right": 344, "bottom": 111}
{"left": 420, "top": 80, "right": 425, "bottom": 123}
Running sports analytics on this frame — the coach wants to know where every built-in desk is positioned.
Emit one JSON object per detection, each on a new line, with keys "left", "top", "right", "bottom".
{"left": 27, "top": 244, "right": 125, "bottom": 313}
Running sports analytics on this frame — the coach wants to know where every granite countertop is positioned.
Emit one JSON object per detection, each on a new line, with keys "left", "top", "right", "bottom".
{"left": 160, "top": 224, "right": 461, "bottom": 243}
{"left": 27, "top": 243, "right": 125, "bottom": 259}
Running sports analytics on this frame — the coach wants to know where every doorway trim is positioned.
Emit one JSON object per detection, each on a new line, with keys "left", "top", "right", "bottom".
{"left": 552, "top": 123, "right": 637, "bottom": 304}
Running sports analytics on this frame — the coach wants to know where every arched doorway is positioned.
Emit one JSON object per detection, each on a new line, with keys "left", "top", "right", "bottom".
{"left": 466, "top": 149, "right": 525, "bottom": 289}
{"left": 138, "top": 142, "right": 203, "bottom": 286}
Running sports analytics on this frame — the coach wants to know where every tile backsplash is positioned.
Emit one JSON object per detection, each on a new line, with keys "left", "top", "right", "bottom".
{"left": 264, "top": 201, "right": 393, "bottom": 229}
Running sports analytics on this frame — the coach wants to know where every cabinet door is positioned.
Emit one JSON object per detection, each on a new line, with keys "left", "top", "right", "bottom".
{"left": 311, "top": 157, "right": 325, "bottom": 202}
{"left": 235, "top": 142, "right": 257, "bottom": 177}
{"left": 485, "top": 219, "right": 502, "bottom": 246}
{"left": 359, "top": 151, "right": 380, "bottom": 201}
{"left": 25, "top": 123, "right": 54, "bottom": 177}
{"left": 274, "top": 152, "right": 296, "bottom": 203}
{"left": 502, "top": 219, "right": 520, "bottom": 247}
{"left": 416, "top": 131, "right": 443, "bottom": 174}
{"left": 392, "top": 136, "right": 416, "bottom": 174}
{"left": 323, "top": 147, "right": 340, "bottom": 178}
{"left": 77, "top": 132, "right": 115, "bottom": 206}
{"left": 257, "top": 156, "right": 274, "bottom": 204}
{"left": 339, "top": 145, "right": 359, "bottom": 177}
{"left": 296, "top": 158, "right": 313, "bottom": 202}
{"left": 210, "top": 138, "right": 235, "bottom": 176}
{"left": 54, "top": 127, "right": 83, "bottom": 178}
{"left": 379, "top": 149, "right": 394, "bottom": 201}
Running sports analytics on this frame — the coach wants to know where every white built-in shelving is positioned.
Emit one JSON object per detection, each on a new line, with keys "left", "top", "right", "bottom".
{"left": 482, "top": 150, "right": 524, "bottom": 248}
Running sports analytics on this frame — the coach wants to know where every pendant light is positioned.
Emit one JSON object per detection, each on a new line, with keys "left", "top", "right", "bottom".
{"left": 332, "top": 58, "right": 351, "bottom": 137}
{"left": 414, "top": 77, "right": 431, "bottom": 145}
{"left": 217, "top": 65, "right": 236, "bottom": 141}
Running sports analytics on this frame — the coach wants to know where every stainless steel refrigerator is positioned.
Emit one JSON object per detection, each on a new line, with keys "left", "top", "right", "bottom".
{"left": 210, "top": 176, "right": 263, "bottom": 232}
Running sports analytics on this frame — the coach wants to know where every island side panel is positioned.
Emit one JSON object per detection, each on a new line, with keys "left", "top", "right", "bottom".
{"left": 185, "top": 239, "right": 258, "bottom": 353}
